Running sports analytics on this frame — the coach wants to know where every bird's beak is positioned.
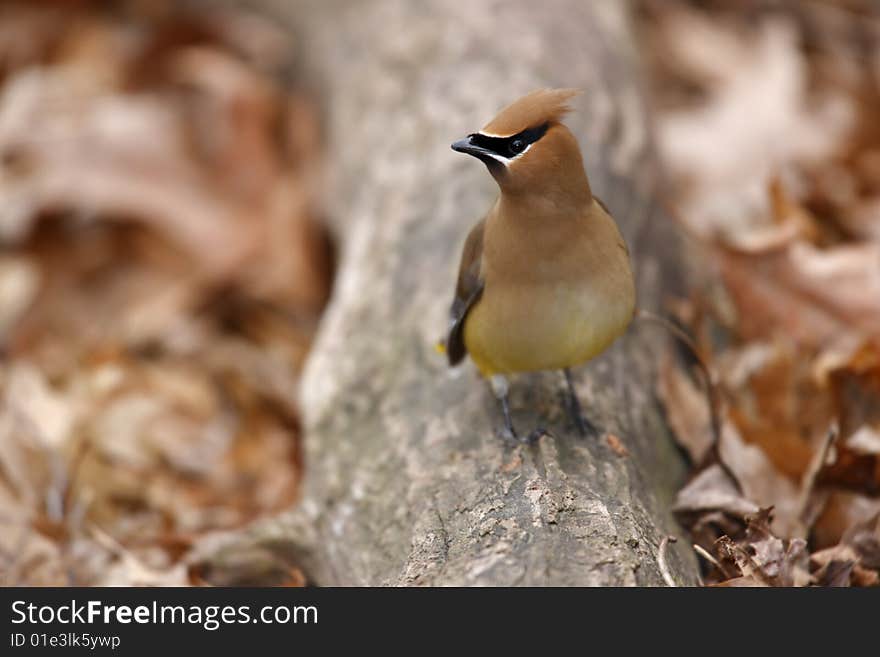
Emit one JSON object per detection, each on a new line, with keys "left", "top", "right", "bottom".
{"left": 451, "top": 135, "right": 494, "bottom": 160}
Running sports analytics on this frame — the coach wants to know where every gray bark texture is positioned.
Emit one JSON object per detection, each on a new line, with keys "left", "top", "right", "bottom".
{"left": 232, "top": 0, "right": 701, "bottom": 586}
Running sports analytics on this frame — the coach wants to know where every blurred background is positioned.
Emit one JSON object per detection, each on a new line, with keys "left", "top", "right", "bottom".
{"left": 0, "top": 0, "right": 877, "bottom": 586}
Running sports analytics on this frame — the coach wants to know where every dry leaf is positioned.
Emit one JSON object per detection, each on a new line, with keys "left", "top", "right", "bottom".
{"left": 0, "top": 0, "right": 324, "bottom": 586}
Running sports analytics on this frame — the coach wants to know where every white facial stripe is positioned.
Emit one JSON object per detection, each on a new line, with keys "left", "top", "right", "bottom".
{"left": 483, "top": 151, "right": 510, "bottom": 164}
{"left": 472, "top": 132, "right": 535, "bottom": 167}
{"left": 486, "top": 142, "right": 534, "bottom": 167}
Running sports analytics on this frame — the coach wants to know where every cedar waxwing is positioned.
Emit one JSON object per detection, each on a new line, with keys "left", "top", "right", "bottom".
{"left": 448, "top": 88, "right": 636, "bottom": 442}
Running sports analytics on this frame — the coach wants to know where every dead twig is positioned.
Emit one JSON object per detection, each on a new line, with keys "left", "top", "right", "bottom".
{"left": 658, "top": 535, "right": 679, "bottom": 587}
{"left": 692, "top": 543, "right": 721, "bottom": 570}
{"left": 637, "top": 309, "right": 740, "bottom": 491}
{"left": 796, "top": 423, "right": 839, "bottom": 534}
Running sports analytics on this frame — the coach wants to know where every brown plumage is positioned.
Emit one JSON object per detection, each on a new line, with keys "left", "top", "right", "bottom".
{"left": 447, "top": 88, "right": 636, "bottom": 441}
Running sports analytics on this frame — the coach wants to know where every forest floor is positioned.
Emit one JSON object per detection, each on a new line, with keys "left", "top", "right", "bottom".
{"left": 640, "top": 0, "right": 880, "bottom": 585}
{"left": 0, "top": 0, "right": 877, "bottom": 586}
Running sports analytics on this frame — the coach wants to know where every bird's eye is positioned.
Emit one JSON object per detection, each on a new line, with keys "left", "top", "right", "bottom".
{"left": 509, "top": 139, "right": 525, "bottom": 155}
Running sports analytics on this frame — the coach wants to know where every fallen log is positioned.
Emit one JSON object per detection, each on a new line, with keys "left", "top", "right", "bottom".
{"left": 229, "top": 0, "right": 700, "bottom": 586}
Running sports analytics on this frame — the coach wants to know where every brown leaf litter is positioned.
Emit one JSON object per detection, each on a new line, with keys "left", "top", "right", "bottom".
{"left": 0, "top": 0, "right": 330, "bottom": 586}
{"left": 640, "top": 0, "right": 880, "bottom": 586}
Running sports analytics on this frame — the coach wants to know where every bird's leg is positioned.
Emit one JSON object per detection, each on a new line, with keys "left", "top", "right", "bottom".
{"left": 491, "top": 375, "right": 518, "bottom": 440}
{"left": 563, "top": 368, "right": 599, "bottom": 437}
{"left": 498, "top": 393, "right": 517, "bottom": 439}
{"left": 490, "top": 375, "right": 546, "bottom": 444}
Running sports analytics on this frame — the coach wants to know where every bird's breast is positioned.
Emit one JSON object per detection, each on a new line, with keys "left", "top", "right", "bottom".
{"left": 463, "top": 198, "right": 636, "bottom": 377}
{"left": 463, "top": 272, "right": 635, "bottom": 376}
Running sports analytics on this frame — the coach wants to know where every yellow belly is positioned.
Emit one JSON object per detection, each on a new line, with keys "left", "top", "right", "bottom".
{"left": 463, "top": 282, "right": 634, "bottom": 377}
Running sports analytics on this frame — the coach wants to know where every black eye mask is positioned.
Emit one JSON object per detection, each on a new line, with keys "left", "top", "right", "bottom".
{"left": 469, "top": 122, "right": 549, "bottom": 159}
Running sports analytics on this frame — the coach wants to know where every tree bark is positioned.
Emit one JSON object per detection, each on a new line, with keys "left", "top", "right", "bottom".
{"left": 233, "top": 0, "right": 700, "bottom": 586}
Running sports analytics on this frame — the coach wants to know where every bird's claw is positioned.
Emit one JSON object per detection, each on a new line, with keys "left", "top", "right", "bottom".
{"left": 495, "top": 425, "right": 551, "bottom": 444}
{"left": 524, "top": 426, "right": 551, "bottom": 444}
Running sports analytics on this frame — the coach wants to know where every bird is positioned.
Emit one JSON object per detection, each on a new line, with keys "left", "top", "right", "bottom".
{"left": 447, "top": 88, "right": 636, "bottom": 442}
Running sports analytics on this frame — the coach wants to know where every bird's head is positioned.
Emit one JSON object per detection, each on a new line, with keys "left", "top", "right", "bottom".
{"left": 451, "top": 88, "right": 590, "bottom": 202}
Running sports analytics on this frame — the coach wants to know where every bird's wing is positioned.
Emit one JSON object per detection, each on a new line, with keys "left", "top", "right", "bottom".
{"left": 593, "top": 195, "right": 630, "bottom": 255}
{"left": 447, "top": 217, "right": 486, "bottom": 366}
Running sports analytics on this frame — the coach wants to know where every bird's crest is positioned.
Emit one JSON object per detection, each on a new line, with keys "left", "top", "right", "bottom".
{"left": 481, "top": 88, "right": 581, "bottom": 137}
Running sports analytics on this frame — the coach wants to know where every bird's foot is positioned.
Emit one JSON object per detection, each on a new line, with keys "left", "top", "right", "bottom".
{"left": 495, "top": 425, "right": 551, "bottom": 445}
{"left": 523, "top": 426, "right": 551, "bottom": 444}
